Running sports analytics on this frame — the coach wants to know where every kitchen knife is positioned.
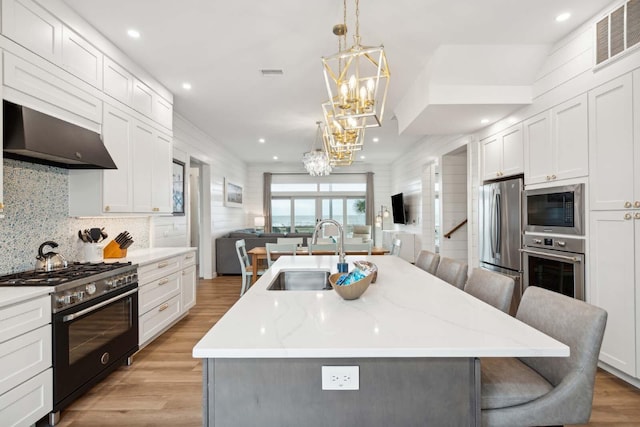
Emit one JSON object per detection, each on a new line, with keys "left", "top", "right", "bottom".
{"left": 121, "top": 239, "right": 134, "bottom": 249}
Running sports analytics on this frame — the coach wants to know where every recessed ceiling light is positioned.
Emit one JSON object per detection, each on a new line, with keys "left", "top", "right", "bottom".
{"left": 556, "top": 12, "right": 571, "bottom": 22}
{"left": 258, "top": 138, "right": 266, "bottom": 143}
{"left": 182, "top": 82, "right": 192, "bottom": 90}
{"left": 127, "top": 29, "right": 141, "bottom": 39}
{"left": 372, "top": 137, "right": 379, "bottom": 143}
{"left": 273, "top": 155, "right": 278, "bottom": 160}
{"left": 481, "top": 119, "right": 490, "bottom": 124}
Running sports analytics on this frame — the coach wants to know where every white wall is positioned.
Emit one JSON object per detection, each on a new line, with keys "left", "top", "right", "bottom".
{"left": 158, "top": 113, "right": 248, "bottom": 278}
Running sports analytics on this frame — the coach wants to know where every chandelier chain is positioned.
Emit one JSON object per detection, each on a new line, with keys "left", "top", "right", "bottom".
{"left": 355, "top": 0, "right": 360, "bottom": 41}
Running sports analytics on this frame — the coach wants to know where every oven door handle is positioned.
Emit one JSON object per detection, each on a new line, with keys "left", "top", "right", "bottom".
{"left": 62, "top": 288, "right": 138, "bottom": 323}
{"left": 519, "top": 248, "right": 582, "bottom": 263}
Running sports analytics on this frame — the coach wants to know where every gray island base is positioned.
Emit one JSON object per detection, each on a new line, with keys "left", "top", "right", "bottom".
{"left": 202, "top": 357, "right": 480, "bottom": 426}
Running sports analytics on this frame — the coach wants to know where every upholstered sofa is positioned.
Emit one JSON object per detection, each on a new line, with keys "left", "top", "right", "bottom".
{"left": 215, "top": 229, "right": 313, "bottom": 275}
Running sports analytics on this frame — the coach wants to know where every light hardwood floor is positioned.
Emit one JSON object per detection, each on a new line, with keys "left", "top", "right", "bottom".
{"left": 54, "top": 276, "right": 640, "bottom": 426}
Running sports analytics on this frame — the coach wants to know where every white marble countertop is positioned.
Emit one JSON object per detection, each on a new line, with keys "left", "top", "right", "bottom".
{"left": 118, "top": 247, "right": 196, "bottom": 266}
{"left": 193, "top": 256, "right": 569, "bottom": 359}
{"left": 0, "top": 286, "right": 51, "bottom": 309}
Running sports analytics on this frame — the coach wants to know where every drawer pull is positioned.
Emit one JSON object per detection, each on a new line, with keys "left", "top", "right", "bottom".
{"left": 157, "top": 261, "right": 169, "bottom": 269}
{"left": 625, "top": 201, "right": 632, "bottom": 208}
{"left": 186, "top": 254, "right": 194, "bottom": 259}
{"left": 158, "top": 278, "right": 169, "bottom": 286}
{"left": 159, "top": 303, "right": 169, "bottom": 312}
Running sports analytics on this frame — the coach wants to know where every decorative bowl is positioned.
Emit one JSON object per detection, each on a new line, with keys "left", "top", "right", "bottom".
{"left": 352, "top": 261, "right": 378, "bottom": 283}
{"left": 329, "top": 271, "right": 374, "bottom": 300}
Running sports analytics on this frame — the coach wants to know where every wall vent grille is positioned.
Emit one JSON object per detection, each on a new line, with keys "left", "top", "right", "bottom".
{"left": 596, "top": 0, "right": 640, "bottom": 65}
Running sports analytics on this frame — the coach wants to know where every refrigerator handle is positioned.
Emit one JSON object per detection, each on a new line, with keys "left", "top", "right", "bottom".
{"left": 495, "top": 193, "right": 502, "bottom": 255}
{"left": 490, "top": 190, "right": 496, "bottom": 258}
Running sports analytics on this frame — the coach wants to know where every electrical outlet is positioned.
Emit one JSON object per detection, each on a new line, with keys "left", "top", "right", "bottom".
{"left": 321, "top": 366, "right": 359, "bottom": 390}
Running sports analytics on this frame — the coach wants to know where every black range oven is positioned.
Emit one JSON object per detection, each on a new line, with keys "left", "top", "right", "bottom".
{"left": 0, "top": 262, "right": 138, "bottom": 425}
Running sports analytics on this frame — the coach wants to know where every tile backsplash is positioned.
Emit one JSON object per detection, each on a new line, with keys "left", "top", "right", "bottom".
{"left": 0, "top": 159, "right": 150, "bottom": 275}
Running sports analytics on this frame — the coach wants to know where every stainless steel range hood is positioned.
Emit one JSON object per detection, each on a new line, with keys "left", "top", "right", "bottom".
{"left": 3, "top": 100, "right": 117, "bottom": 169}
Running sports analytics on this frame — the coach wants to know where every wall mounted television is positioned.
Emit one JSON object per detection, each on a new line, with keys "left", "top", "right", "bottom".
{"left": 391, "top": 193, "right": 407, "bottom": 224}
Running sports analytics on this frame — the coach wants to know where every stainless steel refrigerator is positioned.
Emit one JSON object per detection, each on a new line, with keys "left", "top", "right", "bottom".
{"left": 480, "top": 177, "right": 523, "bottom": 313}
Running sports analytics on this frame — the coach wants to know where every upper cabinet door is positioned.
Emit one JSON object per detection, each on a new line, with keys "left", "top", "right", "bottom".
{"left": 589, "top": 74, "right": 635, "bottom": 211}
{"left": 524, "top": 111, "right": 552, "bottom": 184}
{"left": 154, "top": 96, "right": 173, "bottom": 130}
{"left": 132, "top": 79, "right": 153, "bottom": 118}
{"left": 553, "top": 94, "right": 588, "bottom": 182}
{"left": 102, "top": 105, "right": 133, "bottom": 213}
{"left": 482, "top": 134, "right": 502, "bottom": 181}
{"left": 152, "top": 132, "right": 173, "bottom": 213}
{"left": 1, "top": 0, "right": 62, "bottom": 63}
{"left": 501, "top": 123, "right": 524, "bottom": 178}
{"left": 103, "top": 57, "right": 133, "bottom": 106}
{"left": 61, "top": 27, "right": 103, "bottom": 89}
{"left": 132, "top": 121, "right": 155, "bottom": 213}
{"left": 634, "top": 69, "right": 640, "bottom": 208}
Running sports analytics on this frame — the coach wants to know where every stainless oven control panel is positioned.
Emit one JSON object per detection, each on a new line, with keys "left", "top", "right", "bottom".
{"left": 523, "top": 234, "right": 585, "bottom": 254}
{"left": 53, "top": 268, "right": 138, "bottom": 312}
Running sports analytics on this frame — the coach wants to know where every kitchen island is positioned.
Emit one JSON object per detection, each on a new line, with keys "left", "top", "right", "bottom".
{"left": 193, "top": 256, "right": 568, "bottom": 426}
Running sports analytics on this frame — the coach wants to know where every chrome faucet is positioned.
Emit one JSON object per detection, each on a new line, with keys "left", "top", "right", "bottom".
{"left": 312, "top": 219, "right": 348, "bottom": 272}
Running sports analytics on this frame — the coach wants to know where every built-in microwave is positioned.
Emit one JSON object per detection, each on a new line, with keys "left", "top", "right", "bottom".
{"left": 523, "top": 184, "right": 584, "bottom": 235}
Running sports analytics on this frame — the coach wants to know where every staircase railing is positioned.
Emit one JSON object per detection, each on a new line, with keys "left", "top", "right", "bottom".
{"left": 443, "top": 219, "right": 468, "bottom": 239}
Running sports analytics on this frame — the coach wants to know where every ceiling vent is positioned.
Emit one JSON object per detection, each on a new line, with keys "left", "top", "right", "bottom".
{"left": 260, "top": 69, "right": 284, "bottom": 77}
{"left": 596, "top": 0, "right": 640, "bottom": 65}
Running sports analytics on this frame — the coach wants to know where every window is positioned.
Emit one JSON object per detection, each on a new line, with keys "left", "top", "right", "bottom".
{"left": 270, "top": 174, "right": 368, "bottom": 234}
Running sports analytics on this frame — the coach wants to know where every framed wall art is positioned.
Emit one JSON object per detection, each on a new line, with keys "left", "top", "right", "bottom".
{"left": 172, "top": 160, "right": 185, "bottom": 215}
{"left": 224, "top": 178, "right": 243, "bottom": 208}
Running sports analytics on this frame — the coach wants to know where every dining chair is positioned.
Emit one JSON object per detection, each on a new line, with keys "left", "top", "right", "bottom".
{"left": 315, "top": 237, "right": 334, "bottom": 244}
{"left": 434, "top": 257, "right": 468, "bottom": 289}
{"left": 415, "top": 250, "right": 440, "bottom": 274}
{"left": 343, "top": 242, "right": 372, "bottom": 255}
{"left": 389, "top": 238, "right": 402, "bottom": 256}
{"left": 235, "top": 239, "right": 265, "bottom": 296}
{"left": 481, "top": 286, "right": 607, "bottom": 427}
{"left": 276, "top": 237, "right": 303, "bottom": 246}
{"left": 463, "top": 268, "right": 514, "bottom": 313}
{"left": 308, "top": 243, "right": 338, "bottom": 255}
{"left": 265, "top": 243, "right": 297, "bottom": 267}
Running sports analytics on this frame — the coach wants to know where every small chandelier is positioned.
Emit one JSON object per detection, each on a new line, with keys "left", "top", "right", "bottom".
{"left": 302, "top": 122, "right": 332, "bottom": 176}
{"left": 322, "top": 0, "right": 390, "bottom": 131}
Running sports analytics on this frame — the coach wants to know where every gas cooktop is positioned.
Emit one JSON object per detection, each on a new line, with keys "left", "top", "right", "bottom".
{"left": 0, "top": 262, "right": 133, "bottom": 286}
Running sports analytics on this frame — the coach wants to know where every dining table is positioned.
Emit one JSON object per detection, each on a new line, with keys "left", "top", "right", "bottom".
{"left": 247, "top": 245, "right": 390, "bottom": 284}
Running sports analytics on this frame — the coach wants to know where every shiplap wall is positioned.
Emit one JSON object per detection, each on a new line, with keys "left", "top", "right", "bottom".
{"left": 155, "top": 113, "right": 248, "bottom": 278}
{"left": 440, "top": 150, "right": 468, "bottom": 263}
{"left": 245, "top": 162, "right": 392, "bottom": 246}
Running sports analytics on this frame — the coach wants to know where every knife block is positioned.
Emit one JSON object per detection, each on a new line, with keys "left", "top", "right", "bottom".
{"left": 103, "top": 240, "right": 127, "bottom": 259}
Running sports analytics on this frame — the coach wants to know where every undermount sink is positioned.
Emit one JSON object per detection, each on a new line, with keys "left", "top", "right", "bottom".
{"left": 267, "top": 270, "right": 332, "bottom": 291}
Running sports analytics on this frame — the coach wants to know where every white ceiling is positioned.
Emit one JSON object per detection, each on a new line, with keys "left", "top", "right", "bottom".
{"left": 61, "top": 0, "right": 613, "bottom": 165}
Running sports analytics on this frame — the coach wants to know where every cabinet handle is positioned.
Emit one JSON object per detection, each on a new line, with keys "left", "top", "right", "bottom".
{"left": 186, "top": 254, "right": 194, "bottom": 259}
{"left": 624, "top": 213, "right": 632, "bottom": 220}
{"left": 625, "top": 201, "right": 632, "bottom": 208}
{"left": 158, "top": 303, "right": 169, "bottom": 312}
{"left": 158, "top": 278, "right": 169, "bottom": 286}
{"left": 157, "top": 261, "right": 169, "bottom": 268}
{"left": 551, "top": 174, "right": 557, "bottom": 180}
{"left": 635, "top": 213, "right": 640, "bottom": 220}
{"left": 635, "top": 201, "right": 640, "bottom": 208}
{"left": 546, "top": 175, "right": 551, "bottom": 181}
{"left": 153, "top": 207, "right": 159, "bottom": 212}
{"left": 104, "top": 205, "right": 111, "bottom": 212}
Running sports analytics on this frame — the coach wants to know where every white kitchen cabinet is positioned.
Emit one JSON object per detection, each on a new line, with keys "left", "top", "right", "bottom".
{"left": 524, "top": 94, "right": 588, "bottom": 185}
{"left": 132, "top": 122, "right": 172, "bottom": 213}
{"left": 589, "top": 73, "right": 639, "bottom": 211}
{"left": 481, "top": 123, "right": 523, "bottom": 181}
{"left": 181, "top": 252, "right": 197, "bottom": 312}
{"left": 102, "top": 104, "right": 134, "bottom": 213}
{"left": 154, "top": 95, "right": 173, "bottom": 130}
{"left": 103, "top": 56, "right": 133, "bottom": 106}
{"left": 152, "top": 132, "right": 173, "bottom": 213}
{"left": 137, "top": 250, "right": 196, "bottom": 347}
{"left": 0, "top": 294, "right": 52, "bottom": 426}
{"left": 1, "top": 0, "right": 62, "bottom": 64}
{"left": 590, "top": 210, "right": 640, "bottom": 376}
{"left": 3, "top": 51, "right": 102, "bottom": 125}
{"left": 61, "top": 26, "right": 103, "bottom": 89}
{"left": 132, "top": 79, "right": 154, "bottom": 118}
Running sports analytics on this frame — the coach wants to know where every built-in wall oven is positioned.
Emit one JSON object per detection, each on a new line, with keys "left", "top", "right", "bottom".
{"left": 520, "top": 234, "right": 585, "bottom": 300}
{"left": 524, "top": 184, "right": 584, "bottom": 235}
